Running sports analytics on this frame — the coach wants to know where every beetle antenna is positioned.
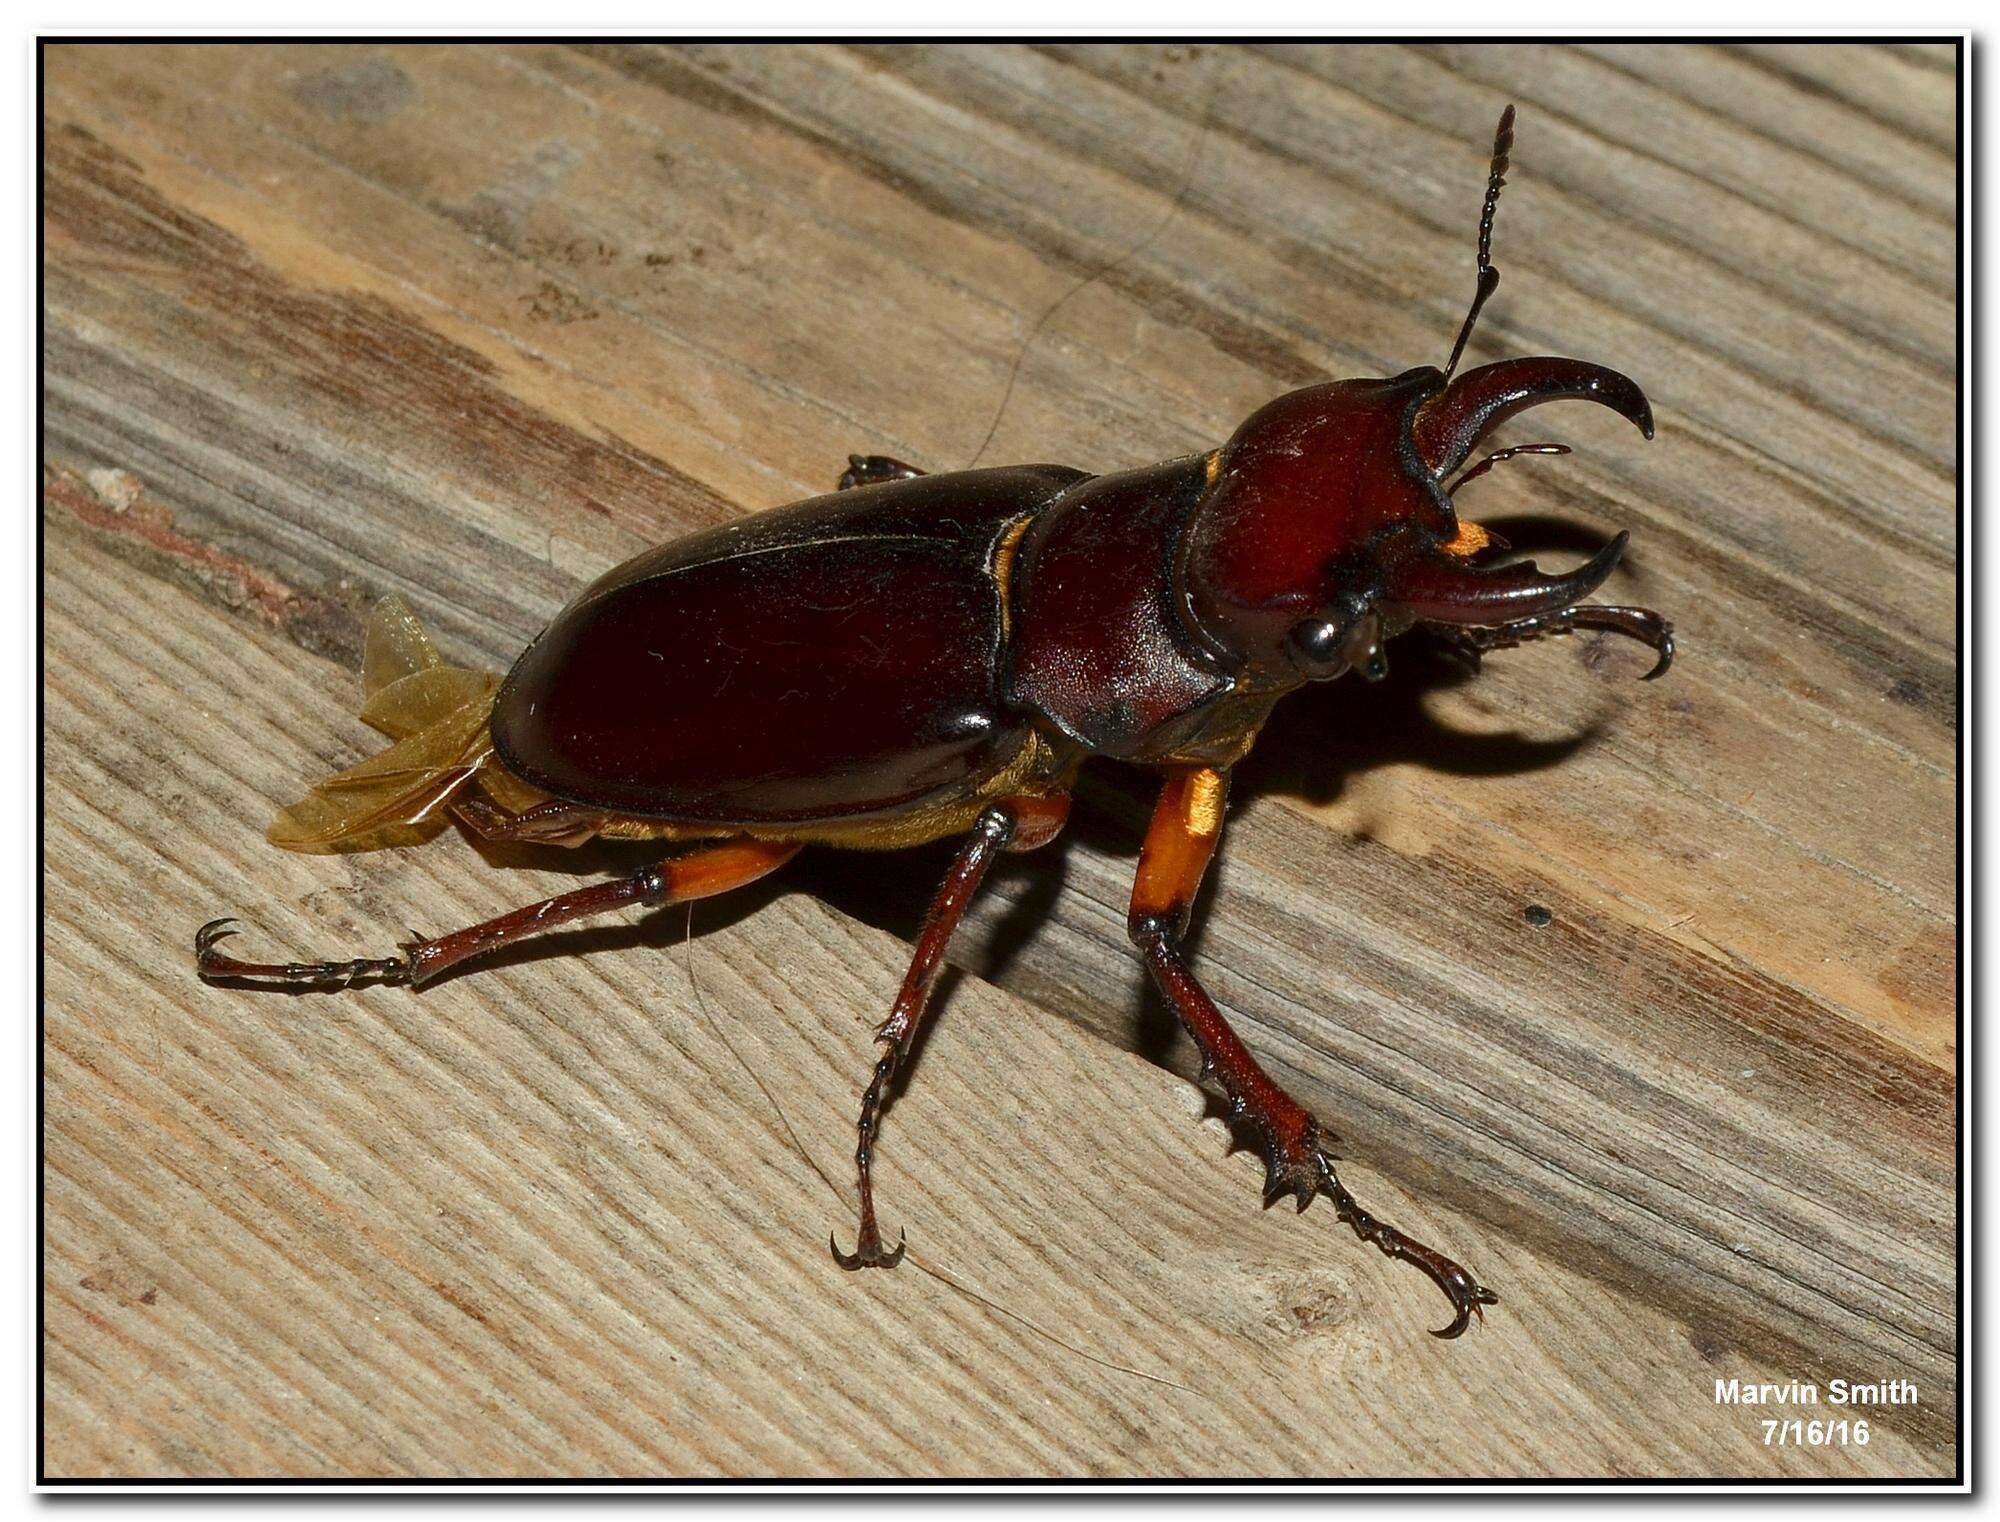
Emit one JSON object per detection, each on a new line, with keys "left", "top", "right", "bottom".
{"left": 1448, "top": 441, "right": 1569, "bottom": 497}
{"left": 1443, "top": 104, "right": 1515, "bottom": 380}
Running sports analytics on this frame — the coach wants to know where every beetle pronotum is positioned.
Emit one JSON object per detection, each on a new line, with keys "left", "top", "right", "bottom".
{"left": 198, "top": 105, "right": 1671, "bottom": 1338}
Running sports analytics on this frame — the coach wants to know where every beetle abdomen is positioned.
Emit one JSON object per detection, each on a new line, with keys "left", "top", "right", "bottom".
{"left": 492, "top": 466, "right": 1085, "bottom": 825}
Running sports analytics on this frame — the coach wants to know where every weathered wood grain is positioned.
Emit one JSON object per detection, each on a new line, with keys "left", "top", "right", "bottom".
{"left": 42, "top": 42, "right": 1957, "bottom": 1478}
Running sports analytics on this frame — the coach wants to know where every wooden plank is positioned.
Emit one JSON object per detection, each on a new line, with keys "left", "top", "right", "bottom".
{"left": 42, "top": 42, "right": 1957, "bottom": 1478}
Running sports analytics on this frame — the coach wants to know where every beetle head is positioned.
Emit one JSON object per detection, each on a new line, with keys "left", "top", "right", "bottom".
{"left": 1181, "top": 107, "right": 1661, "bottom": 686}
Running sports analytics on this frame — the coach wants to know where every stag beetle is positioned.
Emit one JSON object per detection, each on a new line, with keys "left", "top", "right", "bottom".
{"left": 198, "top": 107, "right": 1672, "bottom": 1339}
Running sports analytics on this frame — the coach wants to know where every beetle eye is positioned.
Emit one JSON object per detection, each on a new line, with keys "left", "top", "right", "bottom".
{"left": 1284, "top": 610, "right": 1381, "bottom": 681}
{"left": 1284, "top": 618, "right": 1348, "bottom": 679}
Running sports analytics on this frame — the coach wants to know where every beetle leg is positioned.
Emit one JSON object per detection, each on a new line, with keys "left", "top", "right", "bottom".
{"left": 1126, "top": 768, "right": 1498, "bottom": 1339}
{"left": 447, "top": 791, "right": 611, "bottom": 847}
{"left": 195, "top": 839, "right": 800, "bottom": 990}
{"left": 1425, "top": 625, "right": 1486, "bottom": 676}
{"left": 1423, "top": 604, "right": 1675, "bottom": 681}
{"left": 194, "top": 918, "right": 406, "bottom": 988}
{"left": 833, "top": 793, "right": 1070, "bottom": 1270}
{"left": 837, "top": 454, "right": 926, "bottom": 491}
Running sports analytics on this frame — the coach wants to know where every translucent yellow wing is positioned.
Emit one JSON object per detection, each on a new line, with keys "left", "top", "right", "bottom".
{"left": 470, "top": 752, "right": 550, "bottom": 814}
{"left": 360, "top": 592, "right": 443, "bottom": 700}
{"left": 360, "top": 666, "right": 496, "bottom": 742}
{"left": 267, "top": 598, "right": 503, "bottom": 853}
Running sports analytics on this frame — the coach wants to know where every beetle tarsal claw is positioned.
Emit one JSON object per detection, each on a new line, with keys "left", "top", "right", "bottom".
{"left": 1419, "top": 1265, "right": 1501, "bottom": 1341}
{"left": 195, "top": 917, "right": 238, "bottom": 954}
{"left": 193, "top": 917, "right": 410, "bottom": 988}
{"left": 830, "top": 1225, "right": 907, "bottom": 1271}
{"left": 1305, "top": 1153, "right": 1498, "bottom": 1340}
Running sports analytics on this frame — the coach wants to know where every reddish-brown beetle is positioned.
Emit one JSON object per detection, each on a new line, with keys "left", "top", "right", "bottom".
{"left": 198, "top": 107, "right": 1671, "bottom": 1338}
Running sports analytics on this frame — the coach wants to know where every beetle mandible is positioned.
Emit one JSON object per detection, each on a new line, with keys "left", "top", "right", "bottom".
{"left": 197, "top": 106, "right": 1672, "bottom": 1339}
